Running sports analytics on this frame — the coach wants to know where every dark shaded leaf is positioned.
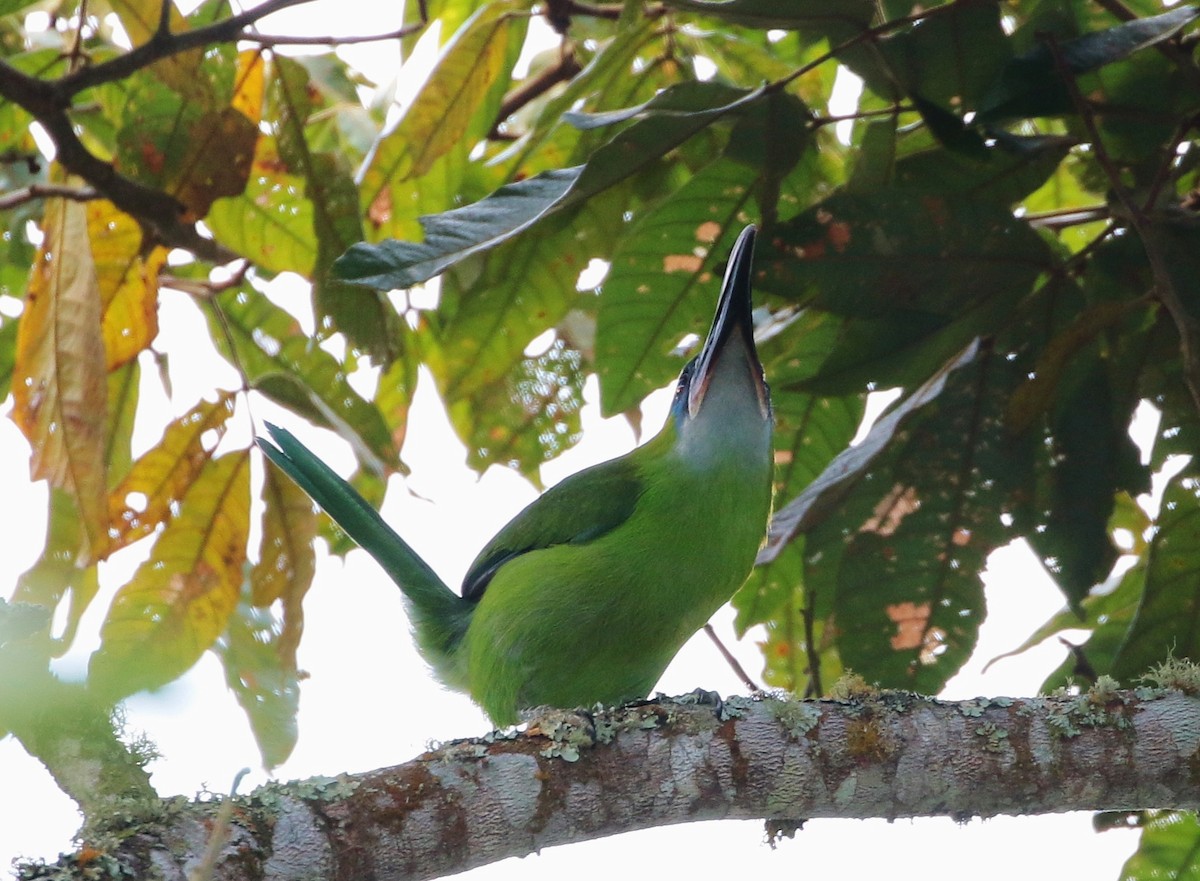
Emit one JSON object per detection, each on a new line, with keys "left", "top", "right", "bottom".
{"left": 1111, "top": 471, "right": 1200, "bottom": 678}
{"left": 759, "top": 188, "right": 1055, "bottom": 318}
{"left": 977, "top": 5, "right": 1200, "bottom": 122}
{"left": 760, "top": 340, "right": 981, "bottom": 561}
{"left": 824, "top": 347, "right": 1027, "bottom": 691}
{"left": 661, "top": 0, "right": 873, "bottom": 36}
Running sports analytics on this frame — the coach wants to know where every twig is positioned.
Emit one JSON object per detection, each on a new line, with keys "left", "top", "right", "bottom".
{"left": 1024, "top": 204, "right": 1110, "bottom": 229}
{"left": 703, "top": 624, "right": 760, "bottom": 693}
{"left": 802, "top": 603, "right": 822, "bottom": 698}
{"left": 53, "top": 0, "right": 319, "bottom": 98}
{"left": 491, "top": 44, "right": 581, "bottom": 136}
{"left": 1141, "top": 113, "right": 1200, "bottom": 214}
{"left": 1045, "top": 35, "right": 1200, "bottom": 418}
{"left": 0, "top": 182, "right": 99, "bottom": 210}
{"left": 161, "top": 260, "right": 251, "bottom": 298}
{"left": 247, "top": 22, "right": 425, "bottom": 47}
{"left": 187, "top": 768, "right": 251, "bottom": 881}
{"left": 810, "top": 104, "right": 913, "bottom": 127}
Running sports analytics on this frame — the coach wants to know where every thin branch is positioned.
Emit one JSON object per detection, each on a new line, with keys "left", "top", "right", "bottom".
{"left": 702, "top": 624, "right": 760, "bottom": 693}
{"left": 0, "top": 182, "right": 98, "bottom": 210}
{"left": 802, "top": 602, "right": 822, "bottom": 697}
{"left": 1141, "top": 113, "right": 1200, "bottom": 214}
{"left": 53, "top": 0, "right": 319, "bottom": 98}
{"left": 1024, "top": 204, "right": 1110, "bottom": 229}
{"left": 246, "top": 22, "right": 424, "bottom": 47}
{"left": 810, "top": 104, "right": 914, "bottom": 127}
{"left": 490, "top": 44, "right": 581, "bottom": 136}
{"left": 1045, "top": 35, "right": 1200, "bottom": 418}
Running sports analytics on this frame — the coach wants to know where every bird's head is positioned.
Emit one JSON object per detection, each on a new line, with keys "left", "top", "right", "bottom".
{"left": 670, "top": 225, "right": 772, "bottom": 461}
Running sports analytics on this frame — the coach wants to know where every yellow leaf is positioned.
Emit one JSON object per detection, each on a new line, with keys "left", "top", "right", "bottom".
{"left": 361, "top": 1, "right": 514, "bottom": 209}
{"left": 231, "top": 50, "right": 266, "bottom": 124}
{"left": 12, "top": 187, "right": 109, "bottom": 563}
{"left": 108, "top": 393, "right": 236, "bottom": 552}
{"left": 107, "top": 0, "right": 211, "bottom": 106}
{"left": 89, "top": 450, "right": 252, "bottom": 701}
{"left": 253, "top": 458, "right": 318, "bottom": 609}
{"left": 87, "top": 200, "right": 166, "bottom": 370}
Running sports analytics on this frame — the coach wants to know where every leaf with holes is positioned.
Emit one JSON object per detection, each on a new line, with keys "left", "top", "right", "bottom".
{"left": 89, "top": 450, "right": 251, "bottom": 701}
{"left": 596, "top": 158, "right": 761, "bottom": 416}
{"left": 87, "top": 200, "right": 166, "bottom": 370}
{"left": 12, "top": 188, "right": 109, "bottom": 563}
{"left": 108, "top": 393, "right": 236, "bottom": 553}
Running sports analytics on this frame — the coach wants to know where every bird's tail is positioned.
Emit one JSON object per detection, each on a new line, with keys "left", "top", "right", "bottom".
{"left": 257, "top": 423, "right": 471, "bottom": 680}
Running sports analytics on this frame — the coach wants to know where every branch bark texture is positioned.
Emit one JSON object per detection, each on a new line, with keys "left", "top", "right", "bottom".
{"left": 28, "top": 688, "right": 1200, "bottom": 881}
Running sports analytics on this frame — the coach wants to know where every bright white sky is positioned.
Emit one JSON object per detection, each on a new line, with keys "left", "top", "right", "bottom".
{"left": 0, "top": 2, "right": 1150, "bottom": 876}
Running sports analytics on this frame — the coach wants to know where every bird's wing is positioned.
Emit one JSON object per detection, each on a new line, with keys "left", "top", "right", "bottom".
{"left": 461, "top": 457, "right": 645, "bottom": 602}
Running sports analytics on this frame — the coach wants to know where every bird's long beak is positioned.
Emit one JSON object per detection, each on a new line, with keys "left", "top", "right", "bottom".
{"left": 687, "top": 225, "right": 769, "bottom": 420}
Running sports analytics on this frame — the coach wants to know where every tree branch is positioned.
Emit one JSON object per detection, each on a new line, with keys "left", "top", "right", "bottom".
{"left": 18, "top": 688, "right": 1200, "bottom": 881}
{"left": 0, "top": 182, "right": 98, "bottom": 210}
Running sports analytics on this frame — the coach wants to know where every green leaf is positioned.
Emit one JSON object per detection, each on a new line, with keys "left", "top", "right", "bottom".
{"left": 828, "top": 348, "right": 1026, "bottom": 691}
{"left": 270, "top": 57, "right": 396, "bottom": 361}
{"left": 338, "top": 167, "right": 581, "bottom": 288}
{"left": 431, "top": 186, "right": 631, "bottom": 475}
{"left": 977, "top": 5, "right": 1200, "bottom": 122}
{"left": 11, "top": 490, "right": 100, "bottom": 657}
{"left": 760, "top": 187, "right": 1056, "bottom": 318}
{"left": 361, "top": 1, "right": 519, "bottom": 199}
{"left": 734, "top": 384, "right": 864, "bottom": 636}
{"left": 335, "top": 84, "right": 767, "bottom": 289}
{"left": 89, "top": 451, "right": 251, "bottom": 701}
{"left": 207, "top": 136, "right": 317, "bottom": 276}
{"left": 1112, "top": 471, "right": 1200, "bottom": 678}
{"left": 459, "top": 335, "right": 587, "bottom": 476}
{"left": 597, "top": 159, "right": 763, "bottom": 415}
{"left": 1120, "top": 812, "right": 1200, "bottom": 881}
{"left": 564, "top": 80, "right": 753, "bottom": 129}
{"left": 761, "top": 340, "right": 982, "bottom": 560}
{"left": 215, "top": 601, "right": 301, "bottom": 770}
{"left": 205, "top": 287, "right": 397, "bottom": 476}
{"left": 0, "top": 317, "right": 17, "bottom": 402}
{"left": 0, "top": 0, "right": 41, "bottom": 16}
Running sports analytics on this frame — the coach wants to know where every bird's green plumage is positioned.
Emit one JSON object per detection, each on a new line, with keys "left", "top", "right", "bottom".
{"left": 258, "top": 225, "right": 773, "bottom": 725}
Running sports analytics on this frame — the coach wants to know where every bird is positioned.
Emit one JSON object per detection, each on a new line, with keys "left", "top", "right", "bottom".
{"left": 257, "top": 225, "right": 773, "bottom": 726}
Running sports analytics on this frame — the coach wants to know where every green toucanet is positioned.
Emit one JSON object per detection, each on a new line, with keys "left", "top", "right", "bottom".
{"left": 257, "top": 225, "right": 773, "bottom": 725}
